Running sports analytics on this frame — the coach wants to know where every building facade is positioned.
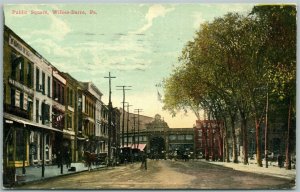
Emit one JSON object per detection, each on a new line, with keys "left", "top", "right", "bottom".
{"left": 3, "top": 26, "right": 120, "bottom": 185}
{"left": 123, "top": 113, "right": 195, "bottom": 159}
{"left": 3, "top": 26, "right": 64, "bottom": 185}
{"left": 195, "top": 120, "right": 224, "bottom": 161}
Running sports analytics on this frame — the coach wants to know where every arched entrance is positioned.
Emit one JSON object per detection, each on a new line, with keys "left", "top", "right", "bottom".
{"left": 149, "top": 137, "right": 165, "bottom": 159}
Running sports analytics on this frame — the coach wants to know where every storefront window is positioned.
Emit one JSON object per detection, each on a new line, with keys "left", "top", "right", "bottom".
{"left": 45, "top": 134, "right": 50, "bottom": 160}
{"left": 15, "top": 130, "right": 26, "bottom": 161}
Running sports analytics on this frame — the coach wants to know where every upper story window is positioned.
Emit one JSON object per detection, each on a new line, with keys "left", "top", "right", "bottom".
{"left": 19, "top": 59, "right": 24, "bottom": 83}
{"left": 36, "top": 67, "right": 40, "bottom": 91}
{"left": 169, "top": 135, "right": 176, "bottom": 141}
{"left": 67, "top": 87, "right": 74, "bottom": 107}
{"left": 53, "top": 80, "right": 57, "bottom": 100}
{"left": 47, "top": 76, "right": 51, "bottom": 97}
{"left": 61, "top": 86, "right": 65, "bottom": 105}
{"left": 42, "top": 72, "right": 45, "bottom": 95}
{"left": 27, "top": 62, "right": 32, "bottom": 87}
{"left": 178, "top": 135, "right": 184, "bottom": 140}
{"left": 10, "top": 88, "right": 15, "bottom": 106}
{"left": 10, "top": 52, "right": 24, "bottom": 83}
{"left": 185, "top": 135, "right": 193, "bottom": 140}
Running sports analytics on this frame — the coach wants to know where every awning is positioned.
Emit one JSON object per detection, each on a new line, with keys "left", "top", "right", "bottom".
{"left": 126, "top": 144, "right": 147, "bottom": 151}
{"left": 4, "top": 112, "right": 63, "bottom": 133}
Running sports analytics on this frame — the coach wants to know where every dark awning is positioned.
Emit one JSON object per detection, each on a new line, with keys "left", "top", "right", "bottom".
{"left": 4, "top": 112, "right": 63, "bottom": 133}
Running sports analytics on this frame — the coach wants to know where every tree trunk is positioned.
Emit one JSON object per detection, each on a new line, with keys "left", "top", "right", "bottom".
{"left": 285, "top": 97, "right": 292, "bottom": 170}
{"left": 223, "top": 120, "right": 230, "bottom": 162}
{"left": 218, "top": 126, "right": 223, "bottom": 161}
{"left": 255, "top": 120, "right": 262, "bottom": 167}
{"left": 241, "top": 114, "right": 248, "bottom": 165}
{"left": 204, "top": 128, "right": 209, "bottom": 161}
{"left": 225, "top": 134, "right": 230, "bottom": 162}
{"left": 231, "top": 118, "right": 238, "bottom": 163}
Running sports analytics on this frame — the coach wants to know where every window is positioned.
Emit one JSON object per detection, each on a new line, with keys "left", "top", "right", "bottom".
{"left": 186, "top": 135, "right": 193, "bottom": 140}
{"left": 178, "top": 135, "right": 184, "bottom": 140}
{"left": 62, "top": 86, "right": 65, "bottom": 105}
{"left": 67, "top": 114, "right": 72, "bottom": 129}
{"left": 19, "top": 59, "right": 24, "bottom": 83}
{"left": 15, "top": 130, "right": 26, "bottom": 161}
{"left": 70, "top": 89, "right": 73, "bottom": 107}
{"left": 47, "top": 76, "right": 51, "bottom": 97}
{"left": 169, "top": 135, "right": 176, "bottom": 141}
{"left": 42, "top": 103, "right": 50, "bottom": 125}
{"left": 20, "top": 92, "right": 24, "bottom": 110}
{"left": 57, "top": 83, "right": 61, "bottom": 102}
{"left": 27, "top": 62, "right": 32, "bottom": 87}
{"left": 42, "top": 72, "right": 45, "bottom": 95}
{"left": 67, "top": 87, "right": 69, "bottom": 105}
{"left": 36, "top": 68, "right": 40, "bottom": 91}
{"left": 11, "top": 52, "right": 17, "bottom": 80}
{"left": 10, "top": 88, "right": 15, "bottom": 106}
{"left": 45, "top": 134, "right": 50, "bottom": 160}
{"left": 27, "top": 96, "right": 32, "bottom": 112}
{"left": 53, "top": 81, "right": 57, "bottom": 99}
{"left": 36, "top": 99, "right": 39, "bottom": 123}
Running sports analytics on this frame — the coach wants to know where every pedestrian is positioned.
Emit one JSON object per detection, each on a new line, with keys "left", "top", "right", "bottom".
{"left": 140, "top": 152, "right": 147, "bottom": 170}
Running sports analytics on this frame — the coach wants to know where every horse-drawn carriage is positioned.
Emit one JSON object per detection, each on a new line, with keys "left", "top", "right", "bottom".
{"left": 83, "top": 151, "right": 107, "bottom": 171}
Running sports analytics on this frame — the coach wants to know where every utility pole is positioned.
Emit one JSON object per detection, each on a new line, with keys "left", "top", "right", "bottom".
{"left": 125, "top": 102, "right": 133, "bottom": 147}
{"left": 134, "top": 109, "right": 143, "bottom": 149}
{"left": 116, "top": 86, "right": 131, "bottom": 148}
{"left": 132, "top": 115, "right": 137, "bottom": 148}
{"left": 104, "top": 72, "right": 116, "bottom": 166}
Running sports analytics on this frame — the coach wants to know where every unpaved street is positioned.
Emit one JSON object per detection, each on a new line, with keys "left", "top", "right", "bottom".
{"left": 16, "top": 160, "right": 294, "bottom": 190}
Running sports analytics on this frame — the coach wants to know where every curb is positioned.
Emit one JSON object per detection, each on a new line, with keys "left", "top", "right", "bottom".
{"left": 11, "top": 165, "right": 109, "bottom": 188}
{"left": 204, "top": 161, "right": 296, "bottom": 181}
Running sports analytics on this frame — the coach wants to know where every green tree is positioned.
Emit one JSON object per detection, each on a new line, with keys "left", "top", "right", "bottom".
{"left": 251, "top": 5, "right": 296, "bottom": 169}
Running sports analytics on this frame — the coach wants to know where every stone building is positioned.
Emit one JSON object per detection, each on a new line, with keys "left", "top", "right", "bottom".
{"left": 122, "top": 113, "right": 195, "bottom": 159}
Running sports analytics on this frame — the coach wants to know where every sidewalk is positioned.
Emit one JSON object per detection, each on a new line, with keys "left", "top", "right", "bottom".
{"left": 202, "top": 159, "right": 296, "bottom": 181}
{"left": 14, "top": 162, "right": 107, "bottom": 184}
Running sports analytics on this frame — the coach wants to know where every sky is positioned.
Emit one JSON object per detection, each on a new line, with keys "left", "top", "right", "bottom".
{"left": 4, "top": 3, "right": 255, "bottom": 128}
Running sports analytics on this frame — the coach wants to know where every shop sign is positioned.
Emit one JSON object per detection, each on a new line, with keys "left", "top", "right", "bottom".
{"left": 9, "top": 35, "right": 37, "bottom": 63}
{"left": 9, "top": 78, "right": 34, "bottom": 95}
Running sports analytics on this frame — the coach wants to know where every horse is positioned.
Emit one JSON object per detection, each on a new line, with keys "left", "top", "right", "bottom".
{"left": 83, "top": 151, "right": 97, "bottom": 171}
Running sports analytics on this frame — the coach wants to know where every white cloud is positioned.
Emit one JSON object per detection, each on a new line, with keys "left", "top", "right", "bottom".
{"left": 216, "top": 4, "right": 253, "bottom": 14}
{"left": 193, "top": 12, "right": 206, "bottom": 29}
{"left": 134, "top": 4, "right": 175, "bottom": 34}
{"left": 30, "top": 11, "right": 71, "bottom": 41}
